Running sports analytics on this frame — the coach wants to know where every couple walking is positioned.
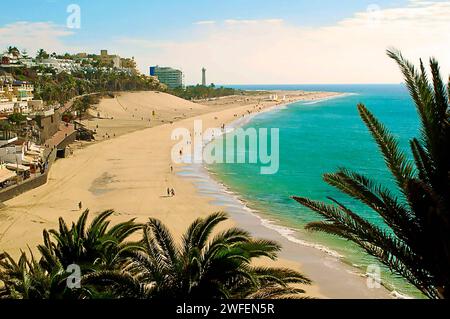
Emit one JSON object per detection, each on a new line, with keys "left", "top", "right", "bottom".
{"left": 167, "top": 188, "right": 176, "bottom": 197}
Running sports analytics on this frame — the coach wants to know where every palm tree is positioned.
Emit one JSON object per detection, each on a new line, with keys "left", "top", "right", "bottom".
{"left": 293, "top": 50, "right": 449, "bottom": 299}
{"left": 36, "top": 49, "right": 49, "bottom": 60}
{"left": 86, "top": 212, "right": 310, "bottom": 299}
{"left": 0, "top": 251, "right": 77, "bottom": 299}
{"left": 0, "top": 210, "right": 141, "bottom": 299}
{"left": 38, "top": 210, "right": 142, "bottom": 271}
{"left": 6, "top": 46, "right": 20, "bottom": 56}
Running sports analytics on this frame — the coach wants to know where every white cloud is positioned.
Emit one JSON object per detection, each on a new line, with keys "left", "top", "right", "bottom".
{"left": 194, "top": 20, "right": 216, "bottom": 25}
{"left": 224, "top": 19, "right": 283, "bottom": 26}
{"left": 0, "top": 21, "right": 74, "bottom": 55}
{"left": 120, "top": 0, "right": 450, "bottom": 84}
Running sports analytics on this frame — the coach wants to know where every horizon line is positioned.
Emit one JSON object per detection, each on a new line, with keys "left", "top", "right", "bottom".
{"left": 186, "top": 83, "right": 404, "bottom": 86}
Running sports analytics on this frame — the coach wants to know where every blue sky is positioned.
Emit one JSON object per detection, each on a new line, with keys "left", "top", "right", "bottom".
{"left": 1, "top": 0, "right": 408, "bottom": 42}
{"left": 1, "top": 0, "right": 448, "bottom": 84}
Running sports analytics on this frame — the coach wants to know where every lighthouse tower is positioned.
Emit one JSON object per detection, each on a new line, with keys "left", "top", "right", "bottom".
{"left": 202, "top": 68, "right": 206, "bottom": 86}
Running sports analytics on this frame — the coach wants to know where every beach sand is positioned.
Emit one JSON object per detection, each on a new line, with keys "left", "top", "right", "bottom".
{"left": 0, "top": 90, "right": 392, "bottom": 299}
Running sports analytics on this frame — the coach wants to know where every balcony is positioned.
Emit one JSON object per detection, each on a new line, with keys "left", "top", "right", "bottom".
{"left": 0, "top": 132, "right": 18, "bottom": 147}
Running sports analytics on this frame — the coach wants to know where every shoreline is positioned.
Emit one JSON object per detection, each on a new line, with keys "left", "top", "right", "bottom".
{"left": 184, "top": 94, "right": 396, "bottom": 299}
{"left": 1, "top": 90, "right": 391, "bottom": 299}
{"left": 190, "top": 165, "right": 397, "bottom": 298}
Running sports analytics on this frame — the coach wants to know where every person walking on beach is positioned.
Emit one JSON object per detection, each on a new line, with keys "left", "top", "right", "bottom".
{"left": 167, "top": 188, "right": 171, "bottom": 197}
{"left": 171, "top": 188, "right": 175, "bottom": 197}
{"left": 78, "top": 201, "right": 83, "bottom": 210}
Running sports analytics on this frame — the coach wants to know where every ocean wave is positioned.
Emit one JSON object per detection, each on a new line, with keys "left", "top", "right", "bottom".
{"left": 343, "top": 269, "right": 413, "bottom": 299}
{"left": 184, "top": 164, "right": 345, "bottom": 260}
{"left": 299, "top": 93, "right": 357, "bottom": 105}
{"left": 390, "top": 290, "right": 414, "bottom": 299}
{"left": 248, "top": 212, "right": 344, "bottom": 259}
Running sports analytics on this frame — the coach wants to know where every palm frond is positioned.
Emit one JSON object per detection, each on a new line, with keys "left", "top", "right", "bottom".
{"left": 357, "top": 103, "right": 414, "bottom": 193}
{"left": 146, "top": 218, "right": 180, "bottom": 272}
{"left": 323, "top": 169, "right": 419, "bottom": 240}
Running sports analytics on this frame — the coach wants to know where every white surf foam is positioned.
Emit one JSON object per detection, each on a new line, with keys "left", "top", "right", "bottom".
{"left": 300, "top": 92, "right": 358, "bottom": 105}
{"left": 247, "top": 210, "right": 344, "bottom": 259}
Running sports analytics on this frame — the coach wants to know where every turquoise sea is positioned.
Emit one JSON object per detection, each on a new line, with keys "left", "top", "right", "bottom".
{"left": 207, "top": 84, "right": 424, "bottom": 298}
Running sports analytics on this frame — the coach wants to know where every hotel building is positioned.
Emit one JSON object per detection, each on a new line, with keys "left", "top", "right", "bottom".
{"left": 0, "top": 77, "right": 41, "bottom": 115}
{"left": 150, "top": 66, "right": 183, "bottom": 89}
{"left": 100, "top": 50, "right": 121, "bottom": 68}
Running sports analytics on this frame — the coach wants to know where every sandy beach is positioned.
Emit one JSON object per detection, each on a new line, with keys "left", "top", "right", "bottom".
{"left": 0, "top": 90, "right": 392, "bottom": 299}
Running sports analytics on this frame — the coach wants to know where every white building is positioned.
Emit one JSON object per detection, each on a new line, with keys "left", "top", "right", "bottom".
{"left": 0, "top": 139, "right": 24, "bottom": 164}
{"left": 38, "top": 58, "right": 82, "bottom": 73}
{"left": 0, "top": 137, "right": 43, "bottom": 166}
{"left": 1, "top": 79, "right": 44, "bottom": 115}
{"left": 18, "top": 58, "right": 37, "bottom": 68}
{"left": 0, "top": 53, "right": 20, "bottom": 65}
{"left": 0, "top": 83, "right": 15, "bottom": 113}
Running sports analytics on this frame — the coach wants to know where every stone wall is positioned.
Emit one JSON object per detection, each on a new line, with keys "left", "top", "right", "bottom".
{"left": 37, "top": 112, "right": 62, "bottom": 143}
{"left": 0, "top": 172, "right": 49, "bottom": 202}
{"left": 0, "top": 148, "right": 57, "bottom": 203}
{"left": 57, "top": 130, "right": 77, "bottom": 151}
